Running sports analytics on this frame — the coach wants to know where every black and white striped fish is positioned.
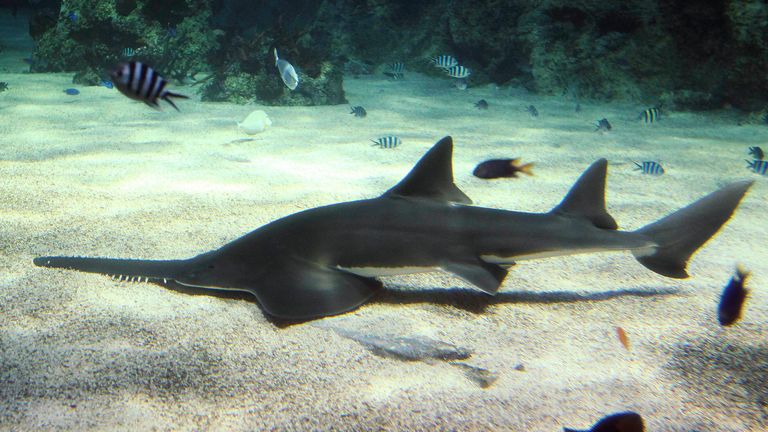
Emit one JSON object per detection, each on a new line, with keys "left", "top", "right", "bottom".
{"left": 371, "top": 136, "right": 401, "bottom": 149}
{"left": 526, "top": 105, "right": 539, "bottom": 118}
{"left": 748, "top": 146, "right": 764, "bottom": 160}
{"left": 634, "top": 161, "right": 664, "bottom": 175}
{"left": 110, "top": 62, "right": 189, "bottom": 111}
{"left": 640, "top": 107, "right": 660, "bottom": 123}
{"left": 121, "top": 47, "right": 135, "bottom": 58}
{"left": 746, "top": 159, "right": 768, "bottom": 175}
{"left": 445, "top": 65, "right": 471, "bottom": 79}
{"left": 431, "top": 55, "right": 458, "bottom": 69}
{"left": 385, "top": 62, "right": 405, "bottom": 79}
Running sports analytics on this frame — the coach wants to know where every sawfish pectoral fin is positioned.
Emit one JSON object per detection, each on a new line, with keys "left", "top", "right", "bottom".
{"left": 441, "top": 259, "right": 509, "bottom": 294}
{"left": 250, "top": 258, "right": 383, "bottom": 320}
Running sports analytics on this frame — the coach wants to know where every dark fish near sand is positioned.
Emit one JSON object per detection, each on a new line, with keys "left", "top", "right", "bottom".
{"left": 718, "top": 265, "right": 750, "bottom": 326}
{"left": 746, "top": 159, "right": 768, "bottom": 175}
{"left": 748, "top": 146, "right": 764, "bottom": 160}
{"left": 595, "top": 118, "right": 612, "bottom": 132}
{"left": 639, "top": 107, "right": 660, "bottom": 124}
{"left": 110, "top": 61, "right": 189, "bottom": 111}
{"left": 64, "top": 88, "right": 79, "bottom": 95}
{"left": 371, "top": 136, "right": 401, "bottom": 149}
{"left": 350, "top": 106, "right": 366, "bottom": 118}
{"left": 474, "top": 99, "right": 488, "bottom": 110}
{"left": 526, "top": 104, "right": 539, "bottom": 118}
{"left": 634, "top": 161, "right": 664, "bottom": 175}
{"left": 274, "top": 48, "right": 299, "bottom": 90}
{"left": 473, "top": 159, "right": 534, "bottom": 179}
{"left": 563, "top": 411, "right": 645, "bottom": 432}
{"left": 0, "top": 82, "right": 8, "bottom": 92}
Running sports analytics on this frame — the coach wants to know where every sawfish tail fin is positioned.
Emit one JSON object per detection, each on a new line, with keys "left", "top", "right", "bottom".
{"left": 33, "top": 256, "right": 186, "bottom": 281}
{"left": 632, "top": 180, "right": 753, "bottom": 278}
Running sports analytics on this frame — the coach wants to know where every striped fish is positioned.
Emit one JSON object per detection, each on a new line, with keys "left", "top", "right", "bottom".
{"left": 640, "top": 107, "right": 660, "bottom": 123}
{"left": 121, "top": 47, "right": 134, "bottom": 58}
{"left": 371, "top": 136, "right": 401, "bottom": 149}
{"left": 110, "top": 62, "right": 189, "bottom": 111}
{"left": 385, "top": 62, "right": 405, "bottom": 79}
{"left": 445, "top": 65, "right": 471, "bottom": 79}
{"left": 431, "top": 55, "right": 458, "bottom": 69}
{"left": 634, "top": 161, "right": 664, "bottom": 175}
{"left": 746, "top": 159, "right": 768, "bottom": 175}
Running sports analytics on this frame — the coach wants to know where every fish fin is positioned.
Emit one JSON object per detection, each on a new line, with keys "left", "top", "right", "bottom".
{"left": 735, "top": 264, "right": 750, "bottom": 282}
{"left": 383, "top": 136, "right": 472, "bottom": 204}
{"left": 550, "top": 159, "right": 618, "bottom": 229}
{"left": 517, "top": 162, "right": 534, "bottom": 176}
{"left": 632, "top": 180, "right": 753, "bottom": 278}
{"left": 248, "top": 258, "right": 382, "bottom": 320}
{"left": 162, "top": 92, "right": 188, "bottom": 111}
{"left": 441, "top": 259, "right": 509, "bottom": 294}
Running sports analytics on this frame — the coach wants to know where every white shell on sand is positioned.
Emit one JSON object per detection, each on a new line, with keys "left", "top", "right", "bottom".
{"left": 237, "top": 110, "right": 272, "bottom": 134}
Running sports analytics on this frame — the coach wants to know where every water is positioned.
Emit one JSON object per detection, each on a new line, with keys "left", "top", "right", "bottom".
{"left": 0, "top": 5, "right": 766, "bottom": 431}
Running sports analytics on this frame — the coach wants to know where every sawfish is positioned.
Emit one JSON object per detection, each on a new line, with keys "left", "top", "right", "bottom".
{"left": 34, "top": 137, "right": 753, "bottom": 320}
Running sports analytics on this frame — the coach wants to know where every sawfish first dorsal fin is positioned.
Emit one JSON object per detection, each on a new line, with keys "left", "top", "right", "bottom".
{"left": 551, "top": 158, "right": 618, "bottom": 229}
{"left": 383, "top": 136, "right": 472, "bottom": 204}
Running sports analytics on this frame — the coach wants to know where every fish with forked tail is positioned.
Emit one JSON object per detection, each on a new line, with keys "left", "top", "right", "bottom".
{"left": 473, "top": 159, "right": 533, "bottom": 179}
{"left": 110, "top": 62, "right": 189, "bottom": 111}
{"left": 33, "top": 137, "right": 753, "bottom": 321}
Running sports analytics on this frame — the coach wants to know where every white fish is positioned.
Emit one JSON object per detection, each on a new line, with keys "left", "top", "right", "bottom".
{"left": 274, "top": 48, "right": 299, "bottom": 90}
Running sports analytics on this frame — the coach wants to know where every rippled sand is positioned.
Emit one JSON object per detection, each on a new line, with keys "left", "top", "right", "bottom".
{"left": 1, "top": 10, "right": 766, "bottom": 432}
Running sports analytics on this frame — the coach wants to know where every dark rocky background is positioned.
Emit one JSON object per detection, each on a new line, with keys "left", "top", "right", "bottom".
{"left": 3, "top": 0, "right": 767, "bottom": 110}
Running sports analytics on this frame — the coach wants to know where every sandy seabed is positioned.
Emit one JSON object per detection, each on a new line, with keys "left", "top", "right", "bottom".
{"left": 1, "top": 11, "right": 766, "bottom": 432}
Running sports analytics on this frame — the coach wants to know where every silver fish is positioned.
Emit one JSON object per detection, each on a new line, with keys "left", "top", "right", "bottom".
{"left": 274, "top": 48, "right": 299, "bottom": 90}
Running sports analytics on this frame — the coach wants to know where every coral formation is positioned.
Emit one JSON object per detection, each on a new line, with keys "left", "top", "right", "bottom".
{"left": 22, "top": 0, "right": 768, "bottom": 109}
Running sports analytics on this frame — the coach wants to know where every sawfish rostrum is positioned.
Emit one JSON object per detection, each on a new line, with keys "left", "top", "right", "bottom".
{"left": 34, "top": 137, "right": 753, "bottom": 320}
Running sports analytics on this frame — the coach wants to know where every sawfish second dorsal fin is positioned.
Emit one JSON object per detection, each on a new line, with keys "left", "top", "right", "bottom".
{"left": 551, "top": 158, "right": 618, "bottom": 229}
{"left": 383, "top": 136, "right": 472, "bottom": 204}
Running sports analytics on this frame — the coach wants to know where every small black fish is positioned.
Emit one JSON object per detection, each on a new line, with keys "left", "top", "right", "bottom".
{"left": 718, "top": 265, "right": 750, "bottom": 326}
{"left": 473, "top": 159, "right": 534, "bottom": 179}
{"left": 594, "top": 118, "right": 612, "bottom": 132}
{"left": 0, "top": 82, "right": 8, "bottom": 92}
{"left": 526, "top": 105, "right": 539, "bottom": 118}
{"left": 474, "top": 99, "right": 488, "bottom": 110}
{"left": 634, "top": 161, "right": 664, "bottom": 175}
{"left": 748, "top": 146, "right": 764, "bottom": 160}
{"left": 563, "top": 411, "right": 644, "bottom": 432}
{"left": 110, "top": 62, "right": 189, "bottom": 111}
{"left": 746, "top": 159, "right": 768, "bottom": 175}
{"left": 639, "top": 107, "right": 660, "bottom": 124}
{"left": 350, "top": 106, "right": 367, "bottom": 118}
{"left": 371, "top": 136, "right": 401, "bottom": 149}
